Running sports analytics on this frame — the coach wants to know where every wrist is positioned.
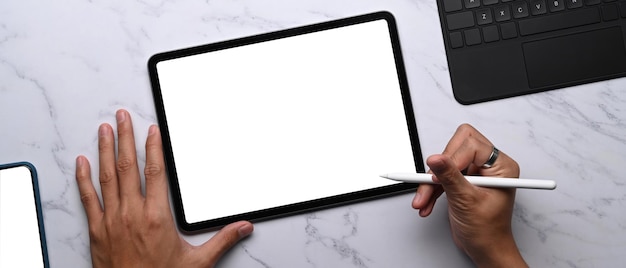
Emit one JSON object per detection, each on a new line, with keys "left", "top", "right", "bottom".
{"left": 468, "top": 235, "right": 528, "bottom": 268}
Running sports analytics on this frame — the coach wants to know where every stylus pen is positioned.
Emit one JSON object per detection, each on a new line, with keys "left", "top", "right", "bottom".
{"left": 380, "top": 173, "right": 557, "bottom": 190}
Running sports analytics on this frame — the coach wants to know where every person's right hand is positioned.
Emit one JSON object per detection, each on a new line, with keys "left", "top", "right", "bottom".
{"left": 412, "top": 124, "right": 527, "bottom": 267}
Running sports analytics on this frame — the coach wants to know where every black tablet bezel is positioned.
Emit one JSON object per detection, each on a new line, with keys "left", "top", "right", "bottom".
{"left": 148, "top": 11, "right": 424, "bottom": 232}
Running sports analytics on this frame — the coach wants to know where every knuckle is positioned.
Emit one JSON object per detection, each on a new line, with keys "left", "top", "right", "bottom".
{"left": 464, "top": 135, "right": 482, "bottom": 149}
{"left": 80, "top": 192, "right": 99, "bottom": 206}
{"left": 144, "top": 210, "right": 165, "bottom": 229}
{"left": 117, "top": 209, "right": 134, "bottom": 228}
{"left": 456, "top": 123, "right": 474, "bottom": 134}
{"left": 99, "top": 169, "right": 116, "bottom": 185}
{"left": 116, "top": 157, "right": 136, "bottom": 174}
{"left": 144, "top": 162, "right": 163, "bottom": 178}
{"left": 88, "top": 224, "right": 102, "bottom": 239}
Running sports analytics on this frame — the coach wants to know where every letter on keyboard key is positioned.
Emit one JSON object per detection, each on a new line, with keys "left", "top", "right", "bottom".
{"left": 495, "top": 5, "right": 512, "bottom": 21}
{"left": 447, "top": 12, "right": 475, "bottom": 30}
{"left": 518, "top": 7, "right": 600, "bottom": 36}
{"left": 548, "top": 0, "right": 565, "bottom": 12}
{"left": 531, "top": 0, "right": 547, "bottom": 15}
{"left": 566, "top": 0, "right": 583, "bottom": 8}
{"left": 476, "top": 9, "right": 494, "bottom": 25}
{"left": 443, "top": 0, "right": 463, "bottom": 12}
{"left": 512, "top": 2, "right": 530, "bottom": 18}
{"left": 465, "top": 0, "right": 480, "bottom": 8}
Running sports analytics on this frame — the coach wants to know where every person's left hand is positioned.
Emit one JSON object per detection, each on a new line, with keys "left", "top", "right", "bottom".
{"left": 75, "top": 109, "right": 253, "bottom": 268}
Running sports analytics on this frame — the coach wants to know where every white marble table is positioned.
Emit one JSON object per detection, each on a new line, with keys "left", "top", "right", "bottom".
{"left": 1, "top": 0, "right": 625, "bottom": 267}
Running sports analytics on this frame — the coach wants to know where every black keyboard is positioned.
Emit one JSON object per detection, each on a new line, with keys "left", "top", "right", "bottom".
{"left": 441, "top": 0, "right": 626, "bottom": 48}
{"left": 435, "top": 0, "right": 626, "bottom": 104}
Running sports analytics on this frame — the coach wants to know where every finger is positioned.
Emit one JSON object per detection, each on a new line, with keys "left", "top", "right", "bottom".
{"left": 75, "top": 155, "right": 103, "bottom": 222}
{"left": 98, "top": 123, "right": 120, "bottom": 209}
{"left": 144, "top": 125, "right": 169, "bottom": 209}
{"left": 198, "top": 221, "right": 254, "bottom": 267}
{"left": 450, "top": 139, "right": 520, "bottom": 178}
{"left": 448, "top": 137, "right": 495, "bottom": 173}
{"left": 427, "top": 154, "right": 474, "bottom": 197}
{"left": 412, "top": 184, "right": 444, "bottom": 217}
{"left": 442, "top": 124, "right": 492, "bottom": 157}
{"left": 441, "top": 124, "right": 499, "bottom": 175}
{"left": 443, "top": 124, "right": 486, "bottom": 154}
{"left": 420, "top": 189, "right": 444, "bottom": 217}
{"left": 115, "top": 109, "right": 142, "bottom": 200}
{"left": 412, "top": 183, "right": 438, "bottom": 209}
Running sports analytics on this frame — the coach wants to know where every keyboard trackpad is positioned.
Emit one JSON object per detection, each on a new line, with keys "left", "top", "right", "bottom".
{"left": 523, "top": 27, "right": 626, "bottom": 89}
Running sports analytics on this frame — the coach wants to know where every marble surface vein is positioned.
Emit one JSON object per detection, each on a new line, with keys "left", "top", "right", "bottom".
{"left": 1, "top": 0, "right": 626, "bottom": 267}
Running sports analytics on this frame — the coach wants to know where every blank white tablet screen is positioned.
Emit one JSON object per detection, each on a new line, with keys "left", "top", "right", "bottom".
{"left": 155, "top": 19, "right": 416, "bottom": 223}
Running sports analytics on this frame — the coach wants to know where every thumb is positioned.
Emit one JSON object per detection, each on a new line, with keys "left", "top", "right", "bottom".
{"left": 198, "top": 221, "right": 254, "bottom": 267}
{"left": 427, "top": 154, "right": 473, "bottom": 197}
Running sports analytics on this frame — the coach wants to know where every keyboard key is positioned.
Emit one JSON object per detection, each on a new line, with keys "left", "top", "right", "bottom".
{"left": 548, "top": 0, "right": 566, "bottom": 11}
{"left": 585, "top": 0, "right": 601, "bottom": 5}
{"left": 443, "top": 0, "right": 463, "bottom": 12}
{"left": 500, "top": 22, "right": 518, "bottom": 39}
{"left": 495, "top": 5, "right": 512, "bottom": 21}
{"left": 512, "top": 2, "right": 530, "bottom": 18}
{"left": 465, "top": 0, "right": 481, "bottom": 8}
{"left": 566, "top": 0, "right": 584, "bottom": 8}
{"left": 476, "top": 9, "right": 494, "bottom": 24}
{"left": 483, "top": 25, "right": 500, "bottom": 42}
{"left": 531, "top": 0, "right": 548, "bottom": 15}
{"left": 483, "top": 0, "right": 499, "bottom": 5}
{"left": 464, "top": 28, "right": 482, "bottom": 45}
{"left": 518, "top": 7, "right": 601, "bottom": 36}
{"left": 447, "top": 11, "right": 476, "bottom": 30}
{"left": 450, "top": 32, "right": 464, "bottom": 48}
{"left": 601, "top": 4, "right": 619, "bottom": 20}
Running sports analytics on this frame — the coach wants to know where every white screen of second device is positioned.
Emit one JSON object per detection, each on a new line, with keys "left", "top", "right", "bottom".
{"left": 0, "top": 166, "right": 45, "bottom": 268}
{"left": 156, "top": 19, "right": 416, "bottom": 223}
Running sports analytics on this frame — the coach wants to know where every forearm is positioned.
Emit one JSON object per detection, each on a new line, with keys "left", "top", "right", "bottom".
{"left": 469, "top": 236, "right": 528, "bottom": 268}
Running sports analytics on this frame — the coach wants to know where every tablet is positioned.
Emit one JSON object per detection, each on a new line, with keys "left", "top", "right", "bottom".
{"left": 148, "top": 11, "right": 424, "bottom": 232}
{"left": 0, "top": 162, "right": 49, "bottom": 267}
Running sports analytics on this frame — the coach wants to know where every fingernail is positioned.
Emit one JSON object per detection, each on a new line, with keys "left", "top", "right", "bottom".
{"left": 429, "top": 158, "right": 447, "bottom": 174}
{"left": 148, "top": 125, "right": 157, "bottom": 136}
{"left": 238, "top": 223, "right": 254, "bottom": 238}
{"left": 413, "top": 192, "right": 422, "bottom": 205}
{"left": 99, "top": 124, "right": 109, "bottom": 137}
{"left": 76, "top": 156, "right": 84, "bottom": 167}
{"left": 116, "top": 110, "right": 126, "bottom": 123}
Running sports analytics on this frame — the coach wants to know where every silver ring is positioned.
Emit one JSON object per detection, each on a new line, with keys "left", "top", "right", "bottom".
{"left": 481, "top": 147, "right": 499, "bottom": 168}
